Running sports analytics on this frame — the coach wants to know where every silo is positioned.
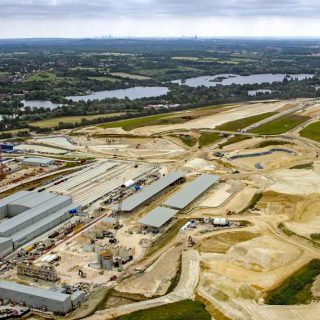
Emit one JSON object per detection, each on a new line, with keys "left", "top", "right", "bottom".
{"left": 83, "top": 243, "right": 95, "bottom": 252}
{"left": 99, "top": 250, "right": 113, "bottom": 270}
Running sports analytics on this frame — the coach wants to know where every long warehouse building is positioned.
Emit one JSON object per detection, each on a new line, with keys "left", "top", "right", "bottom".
{"left": 121, "top": 171, "right": 185, "bottom": 212}
{"left": 163, "top": 174, "right": 219, "bottom": 210}
{"left": 0, "top": 281, "right": 79, "bottom": 313}
{"left": 0, "top": 191, "right": 76, "bottom": 257}
{"left": 138, "top": 207, "right": 178, "bottom": 229}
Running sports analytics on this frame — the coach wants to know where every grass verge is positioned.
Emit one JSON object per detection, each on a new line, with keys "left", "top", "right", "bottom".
{"left": 251, "top": 139, "right": 293, "bottom": 148}
{"left": 219, "top": 136, "right": 250, "bottom": 148}
{"left": 251, "top": 115, "right": 310, "bottom": 135}
{"left": 290, "top": 163, "right": 313, "bottom": 169}
{"left": 216, "top": 112, "right": 276, "bottom": 131}
{"left": 30, "top": 113, "right": 123, "bottom": 128}
{"left": 300, "top": 121, "right": 320, "bottom": 142}
{"left": 98, "top": 114, "right": 181, "bottom": 131}
{"left": 115, "top": 299, "right": 211, "bottom": 320}
{"left": 145, "top": 219, "right": 187, "bottom": 258}
{"left": 199, "top": 132, "right": 221, "bottom": 147}
{"left": 239, "top": 193, "right": 262, "bottom": 214}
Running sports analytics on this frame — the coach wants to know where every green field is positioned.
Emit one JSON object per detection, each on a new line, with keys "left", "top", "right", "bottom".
{"left": 116, "top": 300, "right": 211, "bottom": 320}
{"left": 92, "top": 104, "right": 236, "bottom": 131}
{"left": 251, "top": 115, "right": 310, "bottom": 135}
{"left": 89, "top": 76, "right": 120, "bottom": 82}
{"left": 110, "top": 72, "right": 151, "bottom": 80}
{"left": 69, "top": 67, "right": 97, "bottom": 71}
{"left": 171, "top": 56, "right": 200, "bottom": 61}
{"left": 219, "top": 135, "right": 250, "bottom": 148}
{"left": 216, "top": 112, "right": 276, "bottom": 132}
{"left": 199, "top": 132, "right": 221, "bottom": 147}
{"left": 266, "top": 259, "right": 320, "bottom": 305}
{"left": 97, "top": 113, "right": 189, "bottom": 131}
{"left": 30, "top": 113, "right": 123, "bottom": 128}
{"left": 300, "top": 121, "right": 320, "bottom": 142}
{"left": 24, "top": 71, "right": 58, "bottom": 82}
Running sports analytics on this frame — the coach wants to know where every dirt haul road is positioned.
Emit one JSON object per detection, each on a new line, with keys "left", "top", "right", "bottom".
{"left": 87, "top": 250, "right": 200, "bottom": 320}
{"left": 129, "top": 101, "right": 293, "bottom": 136}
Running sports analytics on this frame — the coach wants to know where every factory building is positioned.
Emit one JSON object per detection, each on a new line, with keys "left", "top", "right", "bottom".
{"left": 0, "top": 281, "right": 72, "bottom": 313}
{"left": 0, "top": 237, "right": 13, "bottom": 258}
{"left": 138, "top": 207, "right": 178, "bottom": 230}
{"left": 163, "top": 174, "right": 219, "bottom": 210}
{"left": 0, "top": 191, "right": 75, "bottom": 257}
{"left": 22, "top": 157, "right": 54, "bottom": 167}
{"left": 121, "top": 171, "right": 185, "bottom": 212}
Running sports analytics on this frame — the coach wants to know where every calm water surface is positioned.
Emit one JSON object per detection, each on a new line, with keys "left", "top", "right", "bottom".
{"left": 172, "top": 73, "right": 313, "bottom": 87}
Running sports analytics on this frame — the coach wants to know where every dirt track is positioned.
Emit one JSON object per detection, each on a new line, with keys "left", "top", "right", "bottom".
{"left": 87, "top": 250, "right": 200, "bottom": 320}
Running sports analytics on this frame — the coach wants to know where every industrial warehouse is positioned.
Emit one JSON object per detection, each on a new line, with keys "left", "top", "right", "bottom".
{"left": 138, "top": 207, "right": 179, "bottom": 229}
{"left": 0, "top": 281, "right": 83, "bottom": 314}
{"left": 137, "top": 174, "right": 219, "bottom": 230}
{"left": 22, "top": 157, "right": 54, "bottom": 167}
{"left": 163, "top": 174, "right": 220, "bottom": 210}
{"left": 120, "top": 171, "right": 185, "bottom": 212}
{"left": 0, "top": 191, "right": 75, "bottom": 257}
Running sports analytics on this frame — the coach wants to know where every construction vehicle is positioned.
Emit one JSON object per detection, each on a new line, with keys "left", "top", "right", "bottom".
{"left": 226, "top": 209, "right": 235, "bottom": 216}
{"left": 23, "top": 244, "right": 35, "bottom": 253}
{"left": 109, "top": 275, "right": 117, "bottom": 281}
{"left": 78, "top": 269, "right": 86, "bottom": 278}
{"left": 188, "top": 236, "right": 195, "bottom": 247}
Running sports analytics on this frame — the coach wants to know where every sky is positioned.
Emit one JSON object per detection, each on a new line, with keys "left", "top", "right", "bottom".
{"left": 1, "top": 0, "right": 320, "bottom": 38}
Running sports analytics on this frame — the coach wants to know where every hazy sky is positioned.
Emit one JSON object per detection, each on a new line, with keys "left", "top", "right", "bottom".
{"left": 1, "top": 0, "right": 320, "bottom": 38}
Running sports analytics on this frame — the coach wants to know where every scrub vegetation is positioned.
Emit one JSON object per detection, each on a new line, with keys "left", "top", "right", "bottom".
{"left": 266, "top": 259, "right": 320, "bottom": 305}
{"left": 116, "top": 300, "right": 211, "bottom": 320}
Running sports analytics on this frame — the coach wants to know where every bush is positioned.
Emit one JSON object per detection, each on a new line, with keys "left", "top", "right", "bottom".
{"left": 289, "top": 278, "right": 304, "bottom": 291}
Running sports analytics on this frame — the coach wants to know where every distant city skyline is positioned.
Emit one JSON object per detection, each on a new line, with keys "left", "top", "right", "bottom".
{"left": 1, "top": 0, "right": 320, "bottom": 38}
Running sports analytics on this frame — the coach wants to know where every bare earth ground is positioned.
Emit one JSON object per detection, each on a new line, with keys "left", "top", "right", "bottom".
{"left": 116, "top": 244, "right": 183, "bottom": 297}
{"left": 266, "top": 169, "right": 320, "bottom": 195}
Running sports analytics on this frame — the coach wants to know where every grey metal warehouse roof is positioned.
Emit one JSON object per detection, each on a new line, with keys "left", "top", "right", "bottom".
{"left": 163, "top": 174, "right": 219, "bottom": 209}
{"left": 121, "top": 171, "right": 185, "bottom": 212}
{"left": 22, "top": 157, "right": 53, "bottom": 165}
{"left": 11, "top": 204, "right": 75, "bottom": 244}
{"left": 10, "top": 191, "right": 56, "bottom": 208}
{"left": 0, "top": 237, "right": 12, "bottom": 245}
{"left": 138, "top": 207, "right": 178, "bottom": 228}
{"left": 0, "top": 191, "right": 30, "bottom": 210}
{"left": 0, "top": 281, "right": 70, "bottom": 302}
{"left": 0, "top": 193, "right": 72, "bottom": 235}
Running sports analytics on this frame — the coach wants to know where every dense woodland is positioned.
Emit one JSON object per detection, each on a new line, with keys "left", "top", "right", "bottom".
{"left": 1, "top": 38, "right": 320, "bottom": 132}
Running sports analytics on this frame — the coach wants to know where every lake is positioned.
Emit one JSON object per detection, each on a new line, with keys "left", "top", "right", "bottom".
{"left": 171, "top": 73, "right": 314, "bottom": 87}
{"left": 66, "top": 86, "right": 169, "bottom": 102}
{"left": 22, "top": 100, "right": 62, "bottom": 110}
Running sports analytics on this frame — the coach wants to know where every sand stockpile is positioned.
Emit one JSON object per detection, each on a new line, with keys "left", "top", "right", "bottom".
{"left": 282, "top": 195, "right": 320, "bottom": 237}
{"left": 197, "top": 231, "right": 259, "bottom": 253}
{"left": 183, "top": 158, "right": 215, "bottom": 171}
{"left": 226, "top": 236, "right": 301, "bottom": 272}
{"left": 311, "top": 275, "right": 320, "bottom": 298}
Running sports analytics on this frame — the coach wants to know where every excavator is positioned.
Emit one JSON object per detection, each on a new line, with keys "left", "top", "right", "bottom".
{"left": 188, "top": 236, "right": 195, "bottom": 247}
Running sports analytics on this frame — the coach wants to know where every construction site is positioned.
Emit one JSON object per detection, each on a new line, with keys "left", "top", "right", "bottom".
{"left": 1, "top": 98, "right": 320, "bottom": 319}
